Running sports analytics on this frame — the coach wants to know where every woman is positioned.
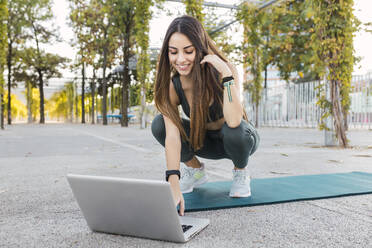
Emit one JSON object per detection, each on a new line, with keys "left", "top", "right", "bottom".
{"left": 151, "top": 15, "right": 259, "bottom": 215}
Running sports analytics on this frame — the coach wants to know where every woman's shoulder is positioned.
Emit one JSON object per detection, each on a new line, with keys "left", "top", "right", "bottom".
{"left": 169, "top": 75, "right": 180, "bottom": 106}
{"left": 170, "top": 73, "right": 182, "bottom": 86}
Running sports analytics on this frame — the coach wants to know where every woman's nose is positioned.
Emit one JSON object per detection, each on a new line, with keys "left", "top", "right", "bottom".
{"left": 176, "top": 53, "right": 186, "bottom": 63}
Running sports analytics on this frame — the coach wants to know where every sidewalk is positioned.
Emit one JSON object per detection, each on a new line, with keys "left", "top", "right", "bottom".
{"left": 0, "top": 124, "right": 371, "bottom": 247}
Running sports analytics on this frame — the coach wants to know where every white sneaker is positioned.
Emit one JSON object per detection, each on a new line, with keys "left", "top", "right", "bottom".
{"left": 180, "top": 163, "right": 208, "bottom": 193}
{"left": 229, "top": 169, "right": 251, "bottom": 198}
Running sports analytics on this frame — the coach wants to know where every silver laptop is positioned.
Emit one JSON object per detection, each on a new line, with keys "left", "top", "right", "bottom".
{"left": 66, "top": 174, "right": 209, "bottom": 243}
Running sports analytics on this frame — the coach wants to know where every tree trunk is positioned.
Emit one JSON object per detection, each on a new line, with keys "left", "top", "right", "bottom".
{"left": 121, "top": 34, "right": 130, "bottom": 127}
{"left": 263, "top": 65, "right": 268, "bottom": 125}
{"left": 69, "top": 83, "right": 77, "bottom": 123}
{"left": 7, "top": 42, "right": 12, "bottom": 125}
{"left": 0, "top": 93, "right": 4, "bottom": 129}
{"left": 102, "top": 48, "right": 108, "bottom": 125}
{"left": 330, "top": 80, "right": 347, "bottom": 147}
{"left": 33, "top": 23, "right": 45, "bottom": 124}
{"left": 140, "top": 86, "right": 146, "bottom": 129}
{"left": 255, "top": 100, "right": 259, "bottom": 128}
{"left": 95, "top": 91, "right": 98, "bottom": 123}
{"left": 343, "top": 108, "right": 348, "bottom": 131}
{"left": 254, "top": 51, "right": 260, "bottom": 128}
{"left": 81, "top": 62, "right": 85, "bottom": 124}
{"left": 121, "top": 65, "right": 129, "bottom": 127}
{"left": 91, "top": 70, "right": 96, "bottom": 124}
{"left": 38, "top": 70, "right": 45, "bottom": 124}
{"left": 74, "top": 82, "right": 78, "bottom": 122}
{"left": 27, "top": 82, "right": 32, "bottom": 124}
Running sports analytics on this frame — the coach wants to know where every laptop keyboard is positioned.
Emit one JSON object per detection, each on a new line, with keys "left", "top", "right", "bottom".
{"left": 182, "top": 225, "right": 193, "bottom": 233}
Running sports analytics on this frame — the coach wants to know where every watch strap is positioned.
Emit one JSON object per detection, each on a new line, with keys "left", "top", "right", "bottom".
{"left": 222, "top": 76, "right": 234, "bottom": 84}
{"left": 165, "top": 170, "right": 181, "bottom": 181}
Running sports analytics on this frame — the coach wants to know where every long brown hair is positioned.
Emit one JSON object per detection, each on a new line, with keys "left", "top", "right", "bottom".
{"left": 154, "top": 15, "right": 233, "bottom": 151}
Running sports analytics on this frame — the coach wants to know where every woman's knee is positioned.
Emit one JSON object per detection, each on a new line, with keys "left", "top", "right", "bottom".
{"left": 222, "top": 121, "right": 255, "bottom": 150}
{"left": 151, "top": 114, "right": 166, "bottom": 142}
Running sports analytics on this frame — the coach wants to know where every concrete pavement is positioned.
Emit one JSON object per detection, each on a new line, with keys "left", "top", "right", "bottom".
{"left": 0, "top": 123, "right": 371, "bottom": 248}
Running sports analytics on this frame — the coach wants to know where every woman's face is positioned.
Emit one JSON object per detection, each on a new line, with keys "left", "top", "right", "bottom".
{"left": 168, "top": 32, "right": 196, "bottom": 77}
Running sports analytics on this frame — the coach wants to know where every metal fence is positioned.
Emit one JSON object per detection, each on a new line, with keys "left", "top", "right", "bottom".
{"left": 244, "top": 73, "right": 372, "bottom": 129}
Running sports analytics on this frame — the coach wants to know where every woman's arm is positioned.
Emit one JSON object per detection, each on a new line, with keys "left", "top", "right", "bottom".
{"left": 164, "top": 115, "right": 181, "bottom": 172}
{"left": 221, "top": 63, "right": 243, "bottom": 128}
{"left": 200, "top": 56, "right": 243, "bottom": 128}
{"left": 164, "top": 81, "right": 182, "bottom": 172}
{"left": 163, "top": 81, "right": 185, "bottom": 215}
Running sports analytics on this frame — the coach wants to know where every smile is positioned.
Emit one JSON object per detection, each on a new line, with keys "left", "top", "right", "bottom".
{"left": 177, "top": 64, "right": 191, "bottom": 71}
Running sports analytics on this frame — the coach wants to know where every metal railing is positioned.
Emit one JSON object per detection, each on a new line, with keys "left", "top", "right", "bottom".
{"left": 244, "top": 73, "right": 372, "bottom": 129}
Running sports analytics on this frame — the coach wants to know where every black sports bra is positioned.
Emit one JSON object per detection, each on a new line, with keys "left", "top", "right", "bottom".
{"left": 171, "top": 74, "right": 224, "bottom": 123}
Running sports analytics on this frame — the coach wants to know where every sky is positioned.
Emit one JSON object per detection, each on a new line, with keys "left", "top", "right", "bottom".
{"left": 47, "top": 0, "right": 372, "bottom": 78}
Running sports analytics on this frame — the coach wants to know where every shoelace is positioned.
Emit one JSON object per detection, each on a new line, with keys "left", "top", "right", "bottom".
{"left": 233, "top": 171, "right": 248, "bottom": 184}
{"left": 181, "top": 166, "right": 194, "bottom": 179}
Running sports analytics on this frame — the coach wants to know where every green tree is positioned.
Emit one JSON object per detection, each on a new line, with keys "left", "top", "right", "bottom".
{"left": 20, "top": 86, "right": 40, "bottom": 122}
{"left": 183, "top": 0, "right": 204, "bottom": 23}
{"left": 203, "top": 7, "right": 238, "bottom": 61}
{"left": 0, "top": 0, "right": 8, "bottom": 129}
{"left": 68, "top": 60, "right": 85, "bottom": 123}
{"left": 12, "top": 54, "right": 38, "bottom": 123}
{"left": 46, "top": 81, "right": 82, "bottom": 122}
{"left": 69, "top": 0, "right": 101, "bottom": 124}
{"left": 237, "top": 2, "right": 266, "bottom": 127}
{"left": 86, "top": 0, "right": 120, "bottom": 125}
{"left": 4, "top": 92, "right": 27, "bottom": 120}
{"left": 135, "top": 0, "right": 153, "bottom": 129}
{"left": 236, "top": 0, "right": 323, "bottom": 128}
{"left": 269, "top": 0, "right": 316, "bottom": 82}
{"left": 46, "top": 89, "right": 68, "bottom": 121}
{"left": 19, "top": 48, "right": 69, "bottom": 122}
{"left": 309, "top": 0, "right": 359, "bottom": 147}
{"left": 23, "top": 0, "right": 62, "bottom": 124}
{"left": 90, "top": 69, "right": 97, "bottom": 123}
{"left": 69, "top": 0, "right": 94, "bottom": 124}
{"left": 112, "top": 0, "right": 136, "bottom": 127}
{"left": 66, "top": 82, "right": 75, "bottom": 122}
{"left": 6, "top": 0, "right": 29, "bottom": 125}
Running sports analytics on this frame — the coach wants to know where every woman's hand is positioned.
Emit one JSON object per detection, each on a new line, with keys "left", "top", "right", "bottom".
{"left": 168, "top": 175, "right": 185, "bottom": 216}
{"left": 200, "top": 54, "right": 232, "bottom": 78}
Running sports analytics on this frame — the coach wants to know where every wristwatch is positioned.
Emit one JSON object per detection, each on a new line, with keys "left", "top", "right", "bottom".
{"left": 165, "top": 170, "right": 181, "bottom": 182}
{"left": 222, "top": 76, "right": 234, "bottom": 84}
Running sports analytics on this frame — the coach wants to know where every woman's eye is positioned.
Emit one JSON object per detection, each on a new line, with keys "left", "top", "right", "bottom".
{"left": 169, "top": 50, "right": 193, "bottom": 55}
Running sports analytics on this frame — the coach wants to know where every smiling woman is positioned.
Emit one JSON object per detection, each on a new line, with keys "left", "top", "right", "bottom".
{"left": 151, "top": 15, "right": 260, "bottom": 216}
{"left": 168, "top": 33, "right": 196, "bottom": 76}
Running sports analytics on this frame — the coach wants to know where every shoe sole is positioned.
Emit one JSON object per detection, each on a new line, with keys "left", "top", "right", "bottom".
{"left": 229, "top": 191, "right": 251, "bottom": 198}
{"left": 181, "top": 176, "right": 208, "bottom": 194}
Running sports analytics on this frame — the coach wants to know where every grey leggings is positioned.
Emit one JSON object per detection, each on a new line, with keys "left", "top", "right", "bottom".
{"left": 151, "top": 114, "right": 260, "bottom": 169}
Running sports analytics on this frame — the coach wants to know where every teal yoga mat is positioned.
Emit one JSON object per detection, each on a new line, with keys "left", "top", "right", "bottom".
{"left": 183, "top": 171, "right": 372, "bottom": 212}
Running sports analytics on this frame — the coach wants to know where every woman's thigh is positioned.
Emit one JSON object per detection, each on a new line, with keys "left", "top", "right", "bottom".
{"left": 195, "top": 130, "right": 229, "bottom": 160}
{"left": 153, "top": 114, "right": 229, "bottom": 161}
